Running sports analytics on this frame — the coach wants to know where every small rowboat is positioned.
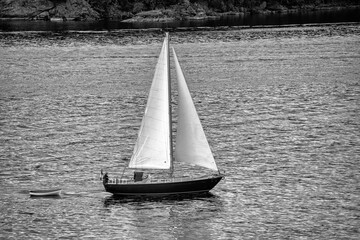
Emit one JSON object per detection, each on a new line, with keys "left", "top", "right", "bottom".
{"left": 29, "top": 189, "right": 62, "bottom": 197}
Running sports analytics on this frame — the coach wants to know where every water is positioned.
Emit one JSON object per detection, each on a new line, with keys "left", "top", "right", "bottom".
{"left": 1, "top": 7, "right": 359, "bottom": 32}
{"left": 0, "top": 25, "right": 360, "bottom": 239}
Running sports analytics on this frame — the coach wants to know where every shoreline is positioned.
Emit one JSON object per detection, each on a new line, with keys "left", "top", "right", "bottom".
{"left": 0, "top": 22, "right": 359, "bottom": 47}
{"left": 123, "top": 5, "right": 360, "bottom": 23}
{"left": 1, "top": 21, "right": 359, "bottom": 33}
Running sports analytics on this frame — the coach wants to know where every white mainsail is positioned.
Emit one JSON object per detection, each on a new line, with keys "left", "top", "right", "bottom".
{"left": 128, "top": 35, "right": 171, "bottom": 169}
{"left": 172, "top": 48, "right": 219, "bottom": 171}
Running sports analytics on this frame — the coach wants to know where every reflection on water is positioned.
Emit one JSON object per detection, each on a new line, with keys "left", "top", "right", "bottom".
{"left": 30, "top": 195, "right": 62, "bottom": 199}
{"left": 0, "top": 7, "right": 359, "bottom": 32}
{"left": 103, "top": 193, "right": 224, "bottom": 239}
{"left": 103, "top": 192, "right": 218, "bottom": 205}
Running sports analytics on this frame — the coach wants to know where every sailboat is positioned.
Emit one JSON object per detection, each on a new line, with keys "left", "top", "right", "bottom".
{"left": 102, "top": 33, "right": 223, "bottom": 196}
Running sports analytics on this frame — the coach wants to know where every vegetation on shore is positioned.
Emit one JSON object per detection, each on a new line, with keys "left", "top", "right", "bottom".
{"left": 0, "top": 0, "right": 359, "bottom": 21}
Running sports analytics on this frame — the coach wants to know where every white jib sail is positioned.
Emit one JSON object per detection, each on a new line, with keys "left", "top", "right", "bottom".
{"left": 172, "top": 48, "right": 218, "bottom": 171}
{"left": 129, "top": 36, "right": 171, "bottom": 169}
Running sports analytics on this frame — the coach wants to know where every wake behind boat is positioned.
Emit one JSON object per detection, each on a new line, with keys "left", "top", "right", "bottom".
{"left": 102, "top": 33, "right": 223, "bottom": 196}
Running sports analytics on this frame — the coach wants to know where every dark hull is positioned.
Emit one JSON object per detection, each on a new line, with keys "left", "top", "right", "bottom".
{"left": 104, "top": 175, "right": 223, "bottom": 196}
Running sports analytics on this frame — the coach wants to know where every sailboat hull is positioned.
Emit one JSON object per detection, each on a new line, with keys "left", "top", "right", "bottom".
{"left": 104, "top": 175, "right": 223, "bottom": 196}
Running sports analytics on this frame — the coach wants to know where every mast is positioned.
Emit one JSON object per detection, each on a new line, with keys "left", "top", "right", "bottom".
{"left": 167, "top": 32, "right": 174, "bottom": 176}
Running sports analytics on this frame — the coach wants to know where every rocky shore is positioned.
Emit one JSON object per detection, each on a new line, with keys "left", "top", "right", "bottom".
{"left": 123, "top": 4, "right": 360, "bottom": 24}
{"left": 1, "top": 0, "right": 359, "bottom": 22}
{"left": 0, "top": 23, "right": 359, "bottom": 47}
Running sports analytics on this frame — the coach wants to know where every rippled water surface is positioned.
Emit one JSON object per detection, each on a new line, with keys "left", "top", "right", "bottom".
{"left": 1, "top": 26, "right": 359, "bottom": 239}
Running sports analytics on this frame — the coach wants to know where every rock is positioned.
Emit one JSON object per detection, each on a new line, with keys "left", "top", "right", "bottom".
{"left": 36, "top": 11, "right": 50, "bottom": 21}
{"left": 137, "top": 10, "right": 164, "bottom": 18}
{"left": 122, "top": 9, "right": 175, "bottom": 23}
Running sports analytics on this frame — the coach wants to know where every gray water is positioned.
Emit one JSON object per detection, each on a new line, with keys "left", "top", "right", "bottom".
{"left": 0, "top": 25, "right": 359, "bottom": 239}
